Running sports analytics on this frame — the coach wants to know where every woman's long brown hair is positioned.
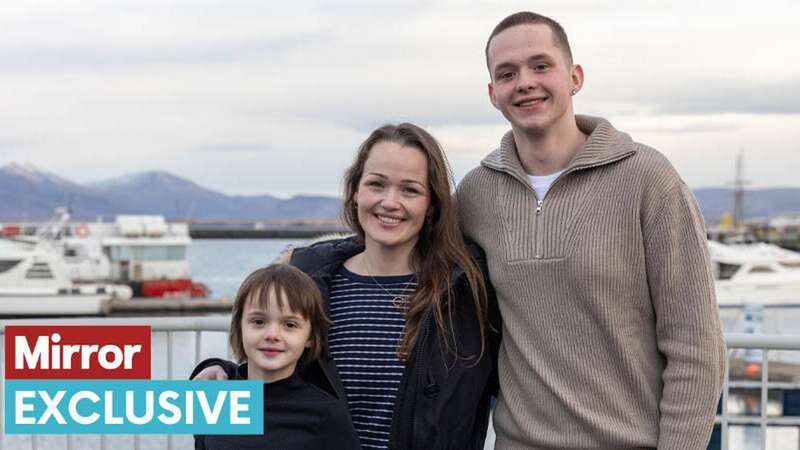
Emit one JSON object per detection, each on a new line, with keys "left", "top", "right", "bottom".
{"left": 342, "top": 123, "right": 488, "bottom": 362}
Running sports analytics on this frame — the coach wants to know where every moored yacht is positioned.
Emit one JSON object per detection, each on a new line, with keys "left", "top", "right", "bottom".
{"left": 710, "top": 241, "right": 800, "bottom": 307}
{"left": 2, "top": 208, "right": 208, "bottom": 298}
{"left": 0, "top": 238, "right": 132, "bottom": 315}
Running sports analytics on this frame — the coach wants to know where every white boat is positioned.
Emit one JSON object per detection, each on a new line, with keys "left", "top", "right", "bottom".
{"left": 0, "top": 238, "right": 132, "bottom": 315}
{"left": 3, "top": 208, "right": 208, "bottom": 298}
{"left": 710, "top": 241, "right": 800, "bottom": 307}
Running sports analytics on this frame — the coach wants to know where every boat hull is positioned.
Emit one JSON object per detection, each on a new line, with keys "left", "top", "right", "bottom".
{"left": 0, "top": 293, "right": 111, "bottom": 315}
{"left": 716, "top": 280, "right": 800, "bottom": 307}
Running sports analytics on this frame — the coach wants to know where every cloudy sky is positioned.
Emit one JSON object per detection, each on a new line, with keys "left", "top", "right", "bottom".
{"left": 1, "top": 0, "right": 798, "bottom": 197}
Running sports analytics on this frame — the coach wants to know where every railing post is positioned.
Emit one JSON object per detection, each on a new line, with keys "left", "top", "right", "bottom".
{"left": 760, "top": 348, "right": 768, "bottom": 449}
{"left": 195, "top": 331, "right": 202, "bottom": 368}
{"left": 721, "top": 347, "right": 730, "bottom": 450}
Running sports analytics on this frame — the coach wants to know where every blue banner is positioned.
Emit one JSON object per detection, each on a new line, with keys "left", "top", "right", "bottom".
{"left": 4, "top": 380, "right": 263, "bottom": 434}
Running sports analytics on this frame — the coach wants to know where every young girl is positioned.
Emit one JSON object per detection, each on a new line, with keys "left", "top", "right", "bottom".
{"left": 195, "top": 123, "right": 500, "bottom": 450}
{"left": 193, "top": 264, "right": 360, "bottom": 450}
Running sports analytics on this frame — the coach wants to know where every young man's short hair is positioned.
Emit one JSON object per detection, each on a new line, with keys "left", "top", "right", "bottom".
{"left": 485, "top": 11, "right": 574, "bottom": 72}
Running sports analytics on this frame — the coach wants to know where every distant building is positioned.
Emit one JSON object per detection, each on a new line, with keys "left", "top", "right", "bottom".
{"left": 771, "top": 213, "right": 800, "bottom": 228}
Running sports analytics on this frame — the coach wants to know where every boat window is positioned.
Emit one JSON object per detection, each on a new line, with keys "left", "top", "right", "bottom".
{"left": 109, "top": 246, "right": 131, "bottom": 261}
{"left": 0, "top": 259, "right": 22, "bottom": 274}
{"left": 749, "top": 265, "right": 775, "bottom": 274}
{"left": 26, "top": 262, "right": 53, "bottom": 279}
{"left": 717, "top": 263, "right": 741, "bottom": 280}
{"left": 108, "top": 245, "right": 186, "bottom": 261}
{"left": 779, "top": 262, "right": 800, "bottom": 269}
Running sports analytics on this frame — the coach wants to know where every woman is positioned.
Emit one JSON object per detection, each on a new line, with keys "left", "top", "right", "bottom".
{"left": 193, "top": 123, "right": 499, "bottom": 450}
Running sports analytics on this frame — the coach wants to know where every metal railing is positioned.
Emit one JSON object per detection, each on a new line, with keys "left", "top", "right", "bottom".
{"left": 2, "top": 318, "right": 799, "bottom": 450}
{"left": 718, "top": 334, "right": 800, "bottom": 450}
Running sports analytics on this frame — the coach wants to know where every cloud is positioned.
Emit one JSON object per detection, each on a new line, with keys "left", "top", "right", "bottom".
{"left": 0, "top": 139, "right": 22, "bottom": 150}
{"left": 623, "top": 122, "right": 743, "bottom": 134}
{"left": 0, "top": 0, "right": 798, "bottom": 197}
{"left": 0, "top": 34, "right": 330, "bottom": 71}
{"left": 193, "top": 143, "right": 272, "bottom": 153}
{"left": 632, "top": 79, "right": 800, "bottom": 116}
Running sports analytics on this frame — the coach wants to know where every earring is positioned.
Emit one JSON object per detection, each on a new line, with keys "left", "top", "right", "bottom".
{"left": 571, "top": 88, "right": 578, "bottom": 95}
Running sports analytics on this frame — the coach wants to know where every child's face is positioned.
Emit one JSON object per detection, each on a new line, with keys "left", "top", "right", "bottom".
{"left": 241, "top": 288, "right": 312, "bottom": 383}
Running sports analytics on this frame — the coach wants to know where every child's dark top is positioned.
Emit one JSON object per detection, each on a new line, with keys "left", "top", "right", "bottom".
{"left": 194, "top": 364, "right": 361, "bottom": 450}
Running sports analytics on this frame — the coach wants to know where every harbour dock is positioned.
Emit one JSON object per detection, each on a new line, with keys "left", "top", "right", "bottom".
{"left": 106, "top": 297, "right": 233, "bottom": 316}
{"left": 188, "top": 221, "right": 347, "bottom": 239}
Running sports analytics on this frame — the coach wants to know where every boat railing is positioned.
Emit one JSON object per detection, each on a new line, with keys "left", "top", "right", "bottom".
{"left": 1, "top": 318, "right": 800, "bottom": 450}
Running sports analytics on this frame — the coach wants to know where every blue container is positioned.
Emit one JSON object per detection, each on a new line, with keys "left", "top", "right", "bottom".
{"left": 784, "top": 389, "right": 800, "bottom": 416}
{"left": 706, "top": 424, "right": 721, "bottom": 450}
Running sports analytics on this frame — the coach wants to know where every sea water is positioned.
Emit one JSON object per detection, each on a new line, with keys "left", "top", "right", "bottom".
{"left": 189, "top": 239, "right": 304, "bottom": 299}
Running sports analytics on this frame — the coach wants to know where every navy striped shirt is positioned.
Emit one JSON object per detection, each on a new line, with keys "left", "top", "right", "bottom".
{"left": 328, "top": 266, "right": 415, "bottom": 450}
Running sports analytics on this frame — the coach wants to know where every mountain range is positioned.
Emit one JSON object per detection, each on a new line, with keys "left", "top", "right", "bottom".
{"left": 0, "top": 163, "right": 340, "bottom": 221}
{"left": 1, "top": 163, "right": 798, "bottom": 223}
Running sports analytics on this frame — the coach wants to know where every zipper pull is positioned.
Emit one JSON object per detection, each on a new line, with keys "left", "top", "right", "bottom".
{"left": 536, "top": 200, "right": 543, "bottom": 215}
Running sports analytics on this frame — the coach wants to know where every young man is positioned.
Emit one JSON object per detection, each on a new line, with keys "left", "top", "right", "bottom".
{"left": 456, "top": 11, "right": 726, "bottom": 450}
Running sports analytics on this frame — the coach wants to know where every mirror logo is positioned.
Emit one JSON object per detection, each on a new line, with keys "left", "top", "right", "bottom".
{"left": 4, "top": 326, "right": 262, "bottom": 435}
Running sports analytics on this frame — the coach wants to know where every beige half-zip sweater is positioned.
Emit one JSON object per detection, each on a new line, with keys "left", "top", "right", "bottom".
{"left": 456, "top": 116, "right": 726, "bottom": 450}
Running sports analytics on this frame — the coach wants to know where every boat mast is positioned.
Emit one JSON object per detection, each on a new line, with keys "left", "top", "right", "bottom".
{"left": 731, "top": 149, "right": 748, "bottom": 229}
